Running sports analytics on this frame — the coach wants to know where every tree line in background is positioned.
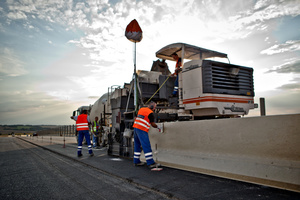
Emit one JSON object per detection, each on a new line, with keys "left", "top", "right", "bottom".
{"left": 0, "top": 125, "right": 59, "bottom": 135}
{"left": 1, "top": 125, "right": 46, "bottom": 131}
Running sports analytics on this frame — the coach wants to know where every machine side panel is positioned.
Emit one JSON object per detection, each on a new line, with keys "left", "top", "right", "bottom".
{"left": 182, "top": 62, "right": 203, "bottom": 101}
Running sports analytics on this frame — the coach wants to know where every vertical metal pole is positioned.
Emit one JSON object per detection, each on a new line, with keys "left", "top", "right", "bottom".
{"left": 260, "top": 97, "right": 266, "bottom": 116}
{"left": 178, "top": 44, "right": 185, "bottom": 115}
{"left": 134, "top": 42, "right": 138, "bottom": 112}
{"left": 63, "top": 129, "right": 65, "bottom": 148}
{"left": 103, "top": 104, "right": 106, "bottom": 125}
{"left": 73, "top": 124, "right": 75, "bottom": 136}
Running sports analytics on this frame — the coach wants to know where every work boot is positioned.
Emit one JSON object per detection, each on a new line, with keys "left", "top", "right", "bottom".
{"left": 90, "top": 153, "right": 94, "bottom": 157}
{"left": 78, "top": 153, "right": 83, "bottom": 157}
{"left": 148, "top": 163, "right": 161, "bottom": 169}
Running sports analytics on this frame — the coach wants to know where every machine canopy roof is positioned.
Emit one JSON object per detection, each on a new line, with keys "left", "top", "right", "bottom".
{"left": 155, "top": 43, "right": 227, "bottom": 61}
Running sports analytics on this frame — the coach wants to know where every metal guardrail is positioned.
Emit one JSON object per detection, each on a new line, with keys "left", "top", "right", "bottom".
{"left": 56, "top": 125, "right": 77, "bottom": 136}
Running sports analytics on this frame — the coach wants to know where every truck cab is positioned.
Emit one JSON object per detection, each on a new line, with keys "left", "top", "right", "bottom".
{"left": 72, "top": 106, "right": 91, "bottom": 117}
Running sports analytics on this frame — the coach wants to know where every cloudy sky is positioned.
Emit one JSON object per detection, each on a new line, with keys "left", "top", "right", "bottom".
{"left": 0, "top": 0, "right": 300, "bottom": 125}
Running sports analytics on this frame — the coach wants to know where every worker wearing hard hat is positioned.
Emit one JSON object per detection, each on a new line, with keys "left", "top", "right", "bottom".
{"left": 132, "top": 101, "right": 161, "bottom": 169}
{"left": 71, "top": 110, "right": 94, "bottom": 157}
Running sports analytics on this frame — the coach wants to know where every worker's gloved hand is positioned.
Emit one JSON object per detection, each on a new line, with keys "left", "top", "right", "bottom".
{"left": 157, "top": 124, "right": 163, "bottom": 133}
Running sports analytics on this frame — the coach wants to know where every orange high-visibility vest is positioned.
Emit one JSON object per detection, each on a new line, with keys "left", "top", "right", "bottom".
{"left": 175, "top": 58, "right": 182, "bottom": 75}
{"left": 133, "top": 107, "right": 153, "bottom": 132}
{"left": 76, "top": 114, "right": 89, "bottom": 131}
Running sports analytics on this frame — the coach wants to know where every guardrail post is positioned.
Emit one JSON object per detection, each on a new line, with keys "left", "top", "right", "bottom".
{"left": 63, "top": 130, "right": 65, "bottom": 148}
{"left": 260, "top": 97, "right": 266, "bottom": 116}
{"left": 72, "top": 124, "right": 75, "bottom": 136}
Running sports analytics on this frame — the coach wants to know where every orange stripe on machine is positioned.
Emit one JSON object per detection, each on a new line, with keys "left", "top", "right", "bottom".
{"left": 183, "top": 96, "right": 253, "bottom": 104}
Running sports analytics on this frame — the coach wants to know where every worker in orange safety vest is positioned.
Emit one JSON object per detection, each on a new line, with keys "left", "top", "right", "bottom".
{"left": 71, "top": 110, "right": 94, "bottom": 157}
{"left": 171, "top": 52, "right": 182, "bottom": 97}
{"left": 132, "top": 101, "right": 161, "bottom": 169}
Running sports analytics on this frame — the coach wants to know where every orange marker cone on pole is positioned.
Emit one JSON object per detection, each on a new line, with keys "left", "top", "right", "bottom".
{"left": 125, "top": 19, "right": 143, "bottom": 112}
{"left": 125, "top": 19, "right": 143, "bottom": 43}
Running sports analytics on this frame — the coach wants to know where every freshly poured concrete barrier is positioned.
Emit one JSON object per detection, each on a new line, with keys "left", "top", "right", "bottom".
{"left": 148, "top": 114, "right": 300, "bottom": 192}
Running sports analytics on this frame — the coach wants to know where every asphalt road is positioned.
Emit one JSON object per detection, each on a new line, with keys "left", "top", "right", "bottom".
{"left": 0, "top": 137, "right": 169, "bottom": 200}
{"left": 1, "top": 136, "right": 299, "bottom": 200}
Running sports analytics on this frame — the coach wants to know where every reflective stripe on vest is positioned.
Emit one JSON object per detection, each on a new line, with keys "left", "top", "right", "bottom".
{"left": 133, "top": 107, "right": 153, "bottom": 132}
{"left": 76, "top": 114, "right": 89, "bottom": 131}
{"left": 134, "top": 118, "right": 150, "bottom": 129}
{"left": 93, "top": 121, "right": 98, "bottom": 132}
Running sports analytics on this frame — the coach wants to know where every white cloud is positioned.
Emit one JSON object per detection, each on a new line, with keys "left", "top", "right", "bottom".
{"left": 228, "top": 0, "right": 300, "bottom": 36}
{"left": 7, "top": 11, "right": 27, "bottom": 20}
{"left": 0, "top": 89, "right": 78, "bottom": 125}
{"left": 0, "top": 48, "right": 28, "bottom": 77}
{"left": 254, "top": 0, "right": 272, "bottom": 10}
{"left": 5, "top": 0, "right": 299, "bottom": 73}
{"left": 278, "top": 81, "right": 300, "bottom": 90}
{"left": 267, "top": 59, "right": 300, "bottom": 74}
{"left": 45, "top": 25, "right": 53, "bottom": 31}
{"left": 261, "top": 40, "right": 300, "bottom": 55}
{"left": 29, "top": 0, "right": 300, "bottom": 102}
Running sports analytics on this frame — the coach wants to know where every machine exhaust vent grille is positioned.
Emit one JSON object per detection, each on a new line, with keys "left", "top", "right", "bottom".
{"left": 202, "top": 60, "right": 254, "bottom": 96}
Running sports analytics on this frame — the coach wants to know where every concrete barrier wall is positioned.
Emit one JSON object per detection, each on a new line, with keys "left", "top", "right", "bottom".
{"left": 148, "top": 114, "right": 300, "bottom": 192}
